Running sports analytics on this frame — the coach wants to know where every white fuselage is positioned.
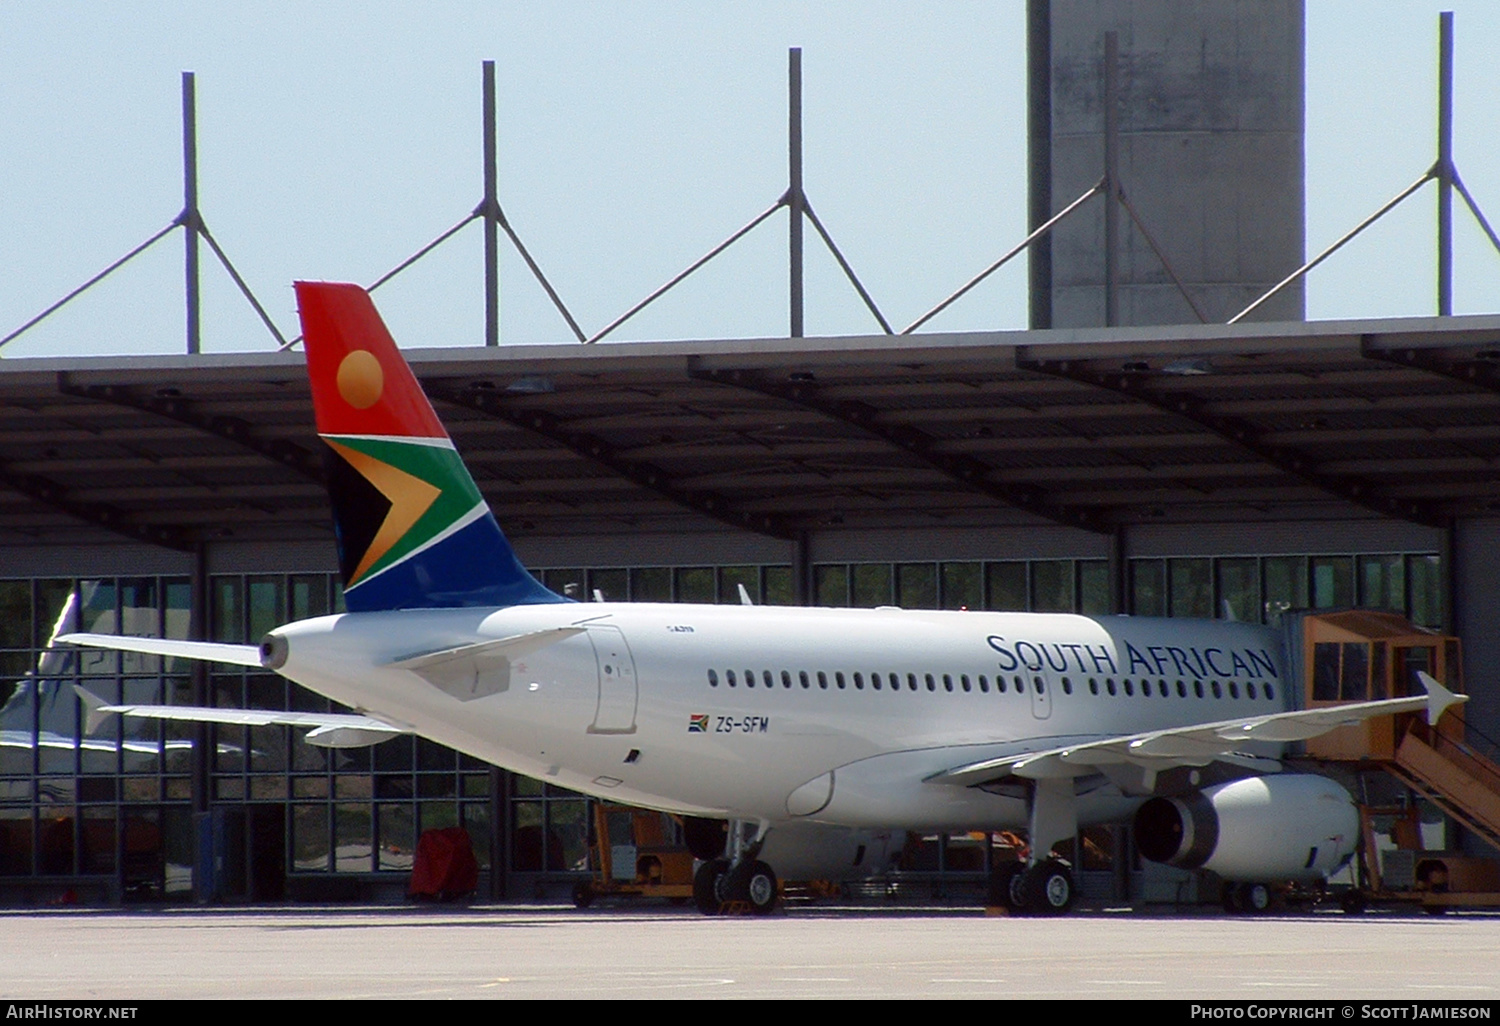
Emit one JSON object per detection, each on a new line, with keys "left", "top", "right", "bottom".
{"left": 270, "top": 604, "right": 1288, "bottom": 832}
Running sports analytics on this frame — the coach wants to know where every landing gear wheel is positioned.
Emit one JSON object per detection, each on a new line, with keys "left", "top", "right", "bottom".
{"left": 1021, "top": 859, "right": 1075, "bottom": 916}
{"left": 987, "top": 862, "right": 1025, "bottom": 913}
{"left": 693, "top": 858, "right": 730, "bottom": 916}
{"left": 1222, "top": 883, "right": 1243, "bottom": 914}
{"left": 1339, "top": 889, "right": 1367, "bottom": 915}
{"left": 738, "top": 860, "right": 779, "bottom": 915}
{"left": 1237, "top": 882, "right": 1272, "bottom": 914}
{"left": 571, "top": 881, "right": 594, "bottom": 909}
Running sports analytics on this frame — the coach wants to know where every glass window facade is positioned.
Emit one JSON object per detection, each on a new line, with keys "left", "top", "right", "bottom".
{"left": 1129, "top": 552, "right": 1442, "bottom": 627}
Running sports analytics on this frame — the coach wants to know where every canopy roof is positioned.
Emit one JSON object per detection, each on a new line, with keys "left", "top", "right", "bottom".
{"left": 4, "top": 313, "right": 1499, "bottom": 551}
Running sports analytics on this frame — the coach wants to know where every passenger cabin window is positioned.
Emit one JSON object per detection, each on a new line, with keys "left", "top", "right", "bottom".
{"left": 708, "top": 669, "right": 719, "bottom": 687}
{"left": 727, "top": 670, "right": 737, "bottom": 687}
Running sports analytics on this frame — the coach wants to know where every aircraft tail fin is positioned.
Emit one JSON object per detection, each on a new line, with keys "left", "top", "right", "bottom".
{"left": 295, "top": 282, "right": 566, "bottom": 612}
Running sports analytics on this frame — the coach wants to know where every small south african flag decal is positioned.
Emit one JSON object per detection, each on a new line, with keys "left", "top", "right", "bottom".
{"left": 688, "top": 714, "right": 709, "bottom": 733}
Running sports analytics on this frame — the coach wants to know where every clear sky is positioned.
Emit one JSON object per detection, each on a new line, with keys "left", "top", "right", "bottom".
{"left": 1, "top": 2, "right": 1498, "bottom": 358}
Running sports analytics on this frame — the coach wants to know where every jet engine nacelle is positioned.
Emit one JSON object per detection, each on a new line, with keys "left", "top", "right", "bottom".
{"left": 1133, "top": 774, "right": 1358, "bottom": 882}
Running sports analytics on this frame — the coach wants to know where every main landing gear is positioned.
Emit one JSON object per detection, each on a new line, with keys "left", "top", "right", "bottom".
{"left": 987, "top": 776, "right": 1080, "bottom": 915}
{"left": 1221, "top": 881, "right": 1274, "bottom": 914}
{"left": 989, "top": 858, "right": 1076, "bottom": 916}
{"left": 693, "top": 857, "right": 779, "bottom": 915}
{"left": 693, "top": 820, "right": 779, "bottom": 916}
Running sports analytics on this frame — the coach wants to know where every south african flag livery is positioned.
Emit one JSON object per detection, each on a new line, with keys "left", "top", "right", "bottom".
{"left": 296, "top": 282, "right": 566, "bottom": 613}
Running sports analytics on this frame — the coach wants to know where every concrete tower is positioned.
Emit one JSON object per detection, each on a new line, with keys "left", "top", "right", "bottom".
{"left": 1029, "top": 0, "right": 1306, "bottom": 328}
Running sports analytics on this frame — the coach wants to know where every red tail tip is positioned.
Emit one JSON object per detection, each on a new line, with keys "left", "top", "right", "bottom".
{"left": 295, "top": 281, "right": 448, "bottom": 439}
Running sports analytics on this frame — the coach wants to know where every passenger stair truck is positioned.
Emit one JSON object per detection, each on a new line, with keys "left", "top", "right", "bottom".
{"left": 1291, "top": 610, "right": 1500, "bottom": 909}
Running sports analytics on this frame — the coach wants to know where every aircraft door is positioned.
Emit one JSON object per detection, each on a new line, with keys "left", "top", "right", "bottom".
{"left": 587, "top": 625, "right": 638, "bottom": 734}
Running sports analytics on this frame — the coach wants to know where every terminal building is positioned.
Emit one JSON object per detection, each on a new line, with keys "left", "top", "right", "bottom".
{"left": 1, "top": 1, "right": 1498, "bottom": 904}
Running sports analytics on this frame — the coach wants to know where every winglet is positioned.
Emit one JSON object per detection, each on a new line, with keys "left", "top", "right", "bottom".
{"left": 1417, "top": 671, "right": 1468, "bottom": 725}
{"left": 73, "top": 685, "right": 115, "bottom": 735}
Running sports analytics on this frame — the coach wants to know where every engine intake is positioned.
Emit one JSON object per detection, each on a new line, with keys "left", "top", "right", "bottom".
{"left": 1133, "top": 774, "right": 1357, "bottom": 882}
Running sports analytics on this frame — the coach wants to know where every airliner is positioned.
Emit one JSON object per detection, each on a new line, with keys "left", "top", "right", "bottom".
{"left": 62, "top": 282, "right": 1466, "bottom": 916}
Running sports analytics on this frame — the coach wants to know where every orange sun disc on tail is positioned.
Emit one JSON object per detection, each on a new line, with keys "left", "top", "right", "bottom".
{"left": 337, "top": 350, "right": 385, "bottom": 410}
{"left": 297, "top": 282, "right": 448, "bottom": 439}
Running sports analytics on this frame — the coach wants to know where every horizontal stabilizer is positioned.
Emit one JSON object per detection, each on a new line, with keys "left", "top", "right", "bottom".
{"left": 74, "top": 686, "right": 409, "bottom": 748}
{"left": 387, "top": 626, "right": 587, "bottom": 701}
{"left": 57, "top": 633, "right": 263, "bottom": 668}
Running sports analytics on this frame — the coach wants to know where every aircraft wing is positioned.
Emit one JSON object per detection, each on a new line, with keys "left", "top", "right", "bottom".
{"left": 57, "top": 633, "right": 263, "bottom": 668}
{"left": 928, "top": 672, "right": 1466, "bottom": 787}
{"left": 73, "top": 686, "right": 411, "bottom": 749}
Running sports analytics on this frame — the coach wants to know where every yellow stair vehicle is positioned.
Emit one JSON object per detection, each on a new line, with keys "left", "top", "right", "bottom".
{"left": 1297, "top": 611, "right": 1500, "bottom": 910}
